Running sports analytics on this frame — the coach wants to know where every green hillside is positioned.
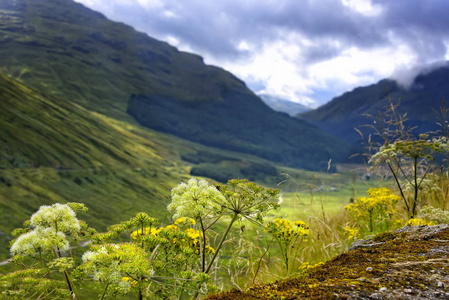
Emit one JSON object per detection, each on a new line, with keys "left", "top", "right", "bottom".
{"left": 128, "top": 92, "right": 348, "bottom": 170}
{"left": 0, "top": 0, "right": 245, "bottom": 120}
{"left": 0, "top": 0, "right": 350, "bottom": 170}
{"left": 0, "top": 72, "right": 190, "bottom": 260}
{"left": 299, "top": 64, "right": 449, "bottom": 144}
{"left": 0, "top": 72, "right": 299, "bottom": 261}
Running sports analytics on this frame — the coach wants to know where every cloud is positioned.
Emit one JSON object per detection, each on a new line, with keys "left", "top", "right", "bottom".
{"left": 391, "top": 61, "right": 449, "bottom": 90}
{"left": 74, "top": 0, "right": 449, "bottom": 106}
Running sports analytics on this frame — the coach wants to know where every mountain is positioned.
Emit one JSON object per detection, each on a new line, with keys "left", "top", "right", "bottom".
{"left": 299, "top": 64, "right": 449, "bottom": 147}
{"left": 0, "top": 0, "right": 349, "bottom": 170}
{"left": 127, "top": 92, "right": 347, "bottom": 170}
{"left": 0, "top": 0, "right": 244, "bottom": 120}
{"left": 259, "top": 94, "right": 312, "bottom": 116}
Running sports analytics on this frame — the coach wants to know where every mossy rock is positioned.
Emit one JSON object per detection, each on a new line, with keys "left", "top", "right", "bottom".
{"left": 207, "top": 225, "right": 449, "bottom": 299}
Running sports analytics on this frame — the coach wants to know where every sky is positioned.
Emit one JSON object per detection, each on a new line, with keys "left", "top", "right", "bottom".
{"left": 74, "top": 0, "right": 449, "bottom": 108}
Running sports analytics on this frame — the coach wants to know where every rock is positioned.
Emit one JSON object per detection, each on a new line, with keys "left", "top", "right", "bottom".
{"left": 206, "top": 225, "right": 449, "bottom": 299}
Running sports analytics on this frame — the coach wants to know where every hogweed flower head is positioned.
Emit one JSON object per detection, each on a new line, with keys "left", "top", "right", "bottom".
{"left": 168, "top": 178, "right": 225, "bottom": 220}
{"left": 11, "top": 227, "right": 70, "bottom": 256}
{"left": 217, "top": 179, "right": 280, "bottom": 225}
{"left": 30, "top": 203, "right": 80, "bottom": 233}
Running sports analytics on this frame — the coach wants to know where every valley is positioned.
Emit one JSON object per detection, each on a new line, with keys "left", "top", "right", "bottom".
{"left": 1, "top": 0, "right": 449, "bottom": 298}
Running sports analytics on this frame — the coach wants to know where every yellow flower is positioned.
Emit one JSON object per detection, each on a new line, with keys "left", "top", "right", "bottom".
{"left": 405, "top": 218, "right": 434, "bottom": 226}
{"left": 265, "top": 219, "right": 308, "bottom": 242}
{"left": 174, "top": 217, "right": 196, "bottom": 226}
{"left": 344, "top": 225, "right": 359, "bottom": 240}
{"left": 122, "top": 276, "right": 138, "bottom": 287}
{"left": 295, "top": 220, "right": 308, "bottom": 229}
{"left": 130, "top": 227, "right": 160, "bottom": 239}
{"left": 165, "top": 225, "right": 179, "bottom": 231}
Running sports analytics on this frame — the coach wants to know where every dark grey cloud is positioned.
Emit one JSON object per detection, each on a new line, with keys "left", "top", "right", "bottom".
{"left": 75, "top": 0, "right": 449, "bottom": 105}
{"left": 107, "top": 0, "right": 449, "bottom": 64}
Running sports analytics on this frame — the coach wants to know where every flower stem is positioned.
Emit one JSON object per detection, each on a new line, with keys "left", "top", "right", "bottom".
{"left": 198, "top": 217, "right": 206, "bottom": 273}
{"left": 205, "top": 212, "right": 239, "bottom": 274}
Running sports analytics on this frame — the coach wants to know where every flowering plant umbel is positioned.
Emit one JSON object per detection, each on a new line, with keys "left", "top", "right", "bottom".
{"left": 369, "top": 135, "right": 448, "bottom": 217}
{"left": 5, "top": 203, "right": 94, "bottom": 300}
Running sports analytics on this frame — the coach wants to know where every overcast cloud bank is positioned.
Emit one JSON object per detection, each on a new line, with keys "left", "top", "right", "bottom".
{"left": 75, "top": 0, "right": 449, "bottom": 107}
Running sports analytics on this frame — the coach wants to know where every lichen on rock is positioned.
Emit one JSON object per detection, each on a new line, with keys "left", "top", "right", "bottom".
{"left": 207, "top": 225, "right": 449, "bottom": 299}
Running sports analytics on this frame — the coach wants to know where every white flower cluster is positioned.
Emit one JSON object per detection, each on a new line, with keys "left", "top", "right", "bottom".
{"left": 82, "top": 245, "right": 109, "bottom": 263}
{"left": 370, "top": 136, "right": 449, "bottom": 167}
{"left": 11, "top": 227, "right": 69, "bottom": 256}
{"left": 369, "top": 143, "right": 398, "bottom": 165}
{"left": 31, "top": 203, "right": 80, "bottom": 233}
{"left": 429, "top": 136, "right": 449, "bottom": 151}
{"left": 168, "top": 178, "right": 225, "bottom": 220}
{"left": 404, "top": 177, "right": 441, "bottom": 193}
{"left": 10, "top": 203, "right": 80, "bottom": 256}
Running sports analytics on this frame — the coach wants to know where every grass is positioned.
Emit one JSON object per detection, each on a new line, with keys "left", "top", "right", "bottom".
{"left": 201, "top": 169, "right": 385, "bottom": 291}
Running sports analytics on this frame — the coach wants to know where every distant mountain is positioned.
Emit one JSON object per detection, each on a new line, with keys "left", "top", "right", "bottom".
{"left": 259, "top": 94, "right": 312, "bottom": 116}
{"left": 128, "top": 92, "right": 348, "bottom": 171}
{"left": 0, "top": 0, "right": 349, "bottom": 170}
{"left": 299, "top": 64, "right": 449, "bottom": 147}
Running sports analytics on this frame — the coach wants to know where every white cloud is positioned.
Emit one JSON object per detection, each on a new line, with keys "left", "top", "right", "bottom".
{"left": 342, "top": 0, "right": 382, "bottom": 16}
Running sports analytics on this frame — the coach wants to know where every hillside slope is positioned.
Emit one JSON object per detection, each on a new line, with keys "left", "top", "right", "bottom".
{"left": 0, "top": 0, "right": 350, "bottom": 170}
{"left": 128, "top": 91, "right": 348, "bottom": 170}
{"left": 299, "top": 64, "right": 449, "bottom": 145}
{"left": 0, "top": 0, "right": 246, "bottom": 120}
{"left": 0, "top": 72, "right": 187, "bottom": 260}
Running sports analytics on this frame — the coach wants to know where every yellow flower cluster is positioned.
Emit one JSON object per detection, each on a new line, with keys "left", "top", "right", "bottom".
{"left": 345, "top": 187, "right": 400, "bottom": 218}
{"left": 130, "top": 219, "right": 215, "bottom": 255}
{"left": 185, "top": 228, "right": 214, "bottom": 255}
{"left": 405, "top": 218, "right": 434, "bottom": 226}
{"left": 174, "top": 217, "right": 196, "bottom": 226}
{"left": 345, "top": 187, "right": 402, "bottom": 234}
{"left": 121, "top": 276, "right": 139, "bottom": 287}
{"left": 130, "top": 227, "right": 160, "bottom": 239}
{"left": 265, "top": 218, "right": 308, "bottom": 242}
{"left": 343, "top": 225, "right": 360, "bottom": 240}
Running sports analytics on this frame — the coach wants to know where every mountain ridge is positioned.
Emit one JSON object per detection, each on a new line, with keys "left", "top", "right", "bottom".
{"left": 0, "top": 0, "right": 350, "bottom": 170}
{"left": 299, "top": 64, "right": 449, "bottom": 145}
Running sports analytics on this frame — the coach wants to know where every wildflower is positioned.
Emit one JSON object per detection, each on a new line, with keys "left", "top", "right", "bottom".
{"left": 130, "top": 227, "right": 160, "bottom": 239}
{"left": 80, "top": 243, "right": 153, "bottom": 294}
{"left": 405, "top": 218, "right": 434, "bottom": 226}
{"left": 264, "top": 218, "right": 308, "bottom": 274}
{"left": 174, "top": 217, "right": 196, "bottom": 226}
{"left": 11, "top": 227, "right": 69, "bottom": 256}
{"left": 344, "top": 225, "right": 359, "bottom": 240}
{"left": 344, "top": 187, "right": 400, "bottom": 233}
{"left": 265, "top": 219, "right": 308, "bottom": 242}
{"left": 30, "top": 203, "right": 80, "bottom": 233}
{"left": 168, "top": 178, "right": 225, "bottom": 220}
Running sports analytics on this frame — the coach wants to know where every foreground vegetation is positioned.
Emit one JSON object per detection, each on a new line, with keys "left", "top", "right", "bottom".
{"left": 2, "top": 165, "right": 449, "bottom": 299}
{"left": 4, "top": 95, "right": 449, "bottom": 299}
{"left": 208, "top": 224, "right": 449, "bottom": 299}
